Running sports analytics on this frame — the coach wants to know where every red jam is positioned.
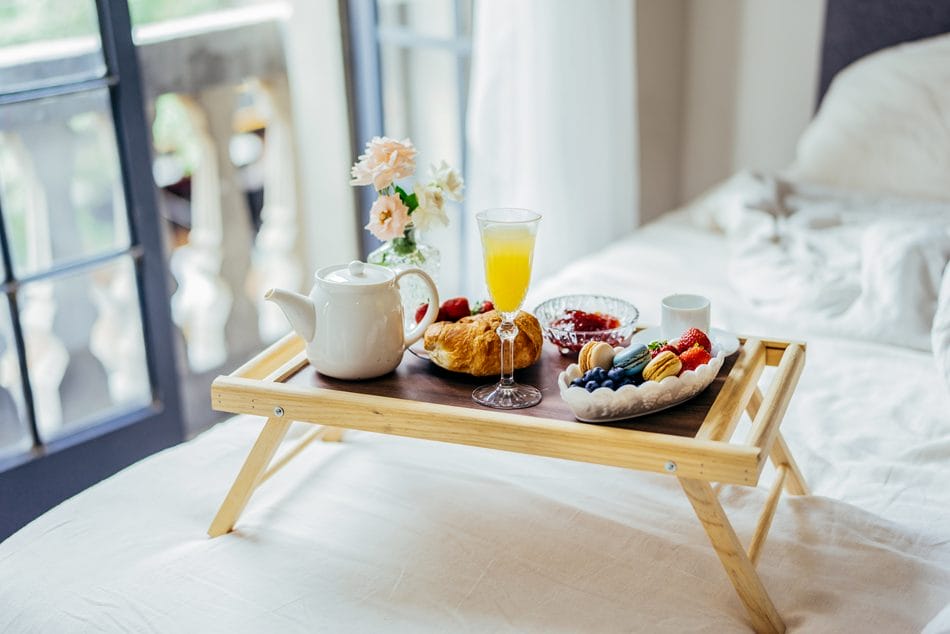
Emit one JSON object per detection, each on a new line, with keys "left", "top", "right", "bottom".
{"left": 551, "top": 310, "right": 621, "bottom": 332}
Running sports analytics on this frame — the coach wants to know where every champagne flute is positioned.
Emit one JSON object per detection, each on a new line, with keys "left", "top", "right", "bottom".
{"left": 472, "top": 208, "right": 542, "bottom": 409}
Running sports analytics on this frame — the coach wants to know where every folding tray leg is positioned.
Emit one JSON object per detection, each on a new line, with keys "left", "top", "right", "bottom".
{"left": 679, "top": 477, "right": 786, "bottom": 634}
{"left": 747, "top": 387, "right": 810, "bottom": 496}
{"left": 208, "top": 416, "right": 293, "bottom": 537}
{"left": 768, "top": 434, "right": 809, "bottom": 496}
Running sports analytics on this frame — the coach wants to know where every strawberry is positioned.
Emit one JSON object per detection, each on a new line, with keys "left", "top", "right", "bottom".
{"left": 439, "top": 297, "right": 471, "bottom": 322}
{"left": 471, "top": 300, "right": 494, "bottom": 315}
{"left": 414, "top": 303, "right": 429, "bottom": 324}
{"left": 676, "top": 327, "right": 711, "bottom": 353}
{"left": 648, "top": 340, "right": 679, "bottom": 358}
{"left": 647, "top": 339, "right": 666, "bottom": 353}
{"left": 423, "top": 298, "right": 490, "bottom": 322}
{"left": 678, "top": 344, "right": 712, "bottom": 373}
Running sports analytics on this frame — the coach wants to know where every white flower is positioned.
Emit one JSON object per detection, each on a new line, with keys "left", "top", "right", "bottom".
{"left": 411, "top": 183, "right": 449, "bottom": 231}
{"left": 427, "top": 160, "right": 464, "bottom": 201}
{"left": 350, "top": 137, "right": 417, "bottom": 191}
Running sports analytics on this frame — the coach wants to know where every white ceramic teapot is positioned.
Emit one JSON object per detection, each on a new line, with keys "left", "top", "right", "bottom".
{"left": 265, "top": 260, "right": 439, "bottom": 380}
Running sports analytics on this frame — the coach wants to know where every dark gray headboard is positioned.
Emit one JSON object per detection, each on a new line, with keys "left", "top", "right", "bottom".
{"left": 817, "top": 0, "right": 950, "bottom": 108}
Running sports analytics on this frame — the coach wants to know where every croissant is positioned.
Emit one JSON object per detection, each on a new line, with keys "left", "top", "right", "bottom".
{"left": 423, "top": 310, "right": 544, "bottom": 376}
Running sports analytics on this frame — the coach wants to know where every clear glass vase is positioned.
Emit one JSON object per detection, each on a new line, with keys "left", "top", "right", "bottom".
{"left": 368, "top": 226, "right": 441, "bottom": 327}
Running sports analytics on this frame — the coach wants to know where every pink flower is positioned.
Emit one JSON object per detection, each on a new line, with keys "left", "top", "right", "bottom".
{"left": 365, "top": 194, "right": 411, "bottom": 241}
{"left": 350, "top": 137, "right": 417, "bottom": 191}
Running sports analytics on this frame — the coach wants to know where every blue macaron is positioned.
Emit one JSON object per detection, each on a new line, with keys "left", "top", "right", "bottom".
{"left": 613, "top": 343, "right": 651, "bottom": 377}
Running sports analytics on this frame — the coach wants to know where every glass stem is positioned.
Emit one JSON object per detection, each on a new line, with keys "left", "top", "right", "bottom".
{"left": 497, "top": 312, "right": 519, "bottom": 388}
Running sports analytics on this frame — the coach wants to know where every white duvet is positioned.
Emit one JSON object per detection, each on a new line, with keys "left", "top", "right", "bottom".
{"left": 689, "top": 171, "right": 950, "bottom": 352}
{"left": 2, "top": 210, "right": 950, "bottom": 633}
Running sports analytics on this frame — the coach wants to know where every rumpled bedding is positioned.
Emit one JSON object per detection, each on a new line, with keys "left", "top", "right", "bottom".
{"left": 689, "top": 171, "right": 950, "bottom": 353}
{"left": 2, "top": 205, "right": 949, "bottom": 632}
{"left": 934, "top": 261, "right": 950, "bottom": 393}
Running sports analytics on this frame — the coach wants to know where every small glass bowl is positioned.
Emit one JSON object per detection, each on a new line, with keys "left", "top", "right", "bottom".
{"left": 532, "top": 295, "right": 639, "bottom": 355}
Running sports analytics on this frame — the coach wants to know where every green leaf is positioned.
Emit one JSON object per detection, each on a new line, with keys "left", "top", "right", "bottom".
{"left": 394, "top": 184, "right": 418, "bottom": 211}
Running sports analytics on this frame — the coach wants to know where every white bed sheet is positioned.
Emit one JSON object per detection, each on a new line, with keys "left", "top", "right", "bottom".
{"left": 2, "top": 211, "right": 949, "bottom": 633}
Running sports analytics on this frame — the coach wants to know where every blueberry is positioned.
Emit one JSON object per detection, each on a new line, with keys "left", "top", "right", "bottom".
{"left": 607, "top": 367, "right": 625, "bottom": 382}
{"left": 618, "top": 378, "right": 632, "bottom": 387}
{"left": 585, "top": 381, "right": 599, "bottom": 392}
{"left": 591, "top": 367, "right": 608, "bottom": 382}
{"left": 571, "top": 377, "right": 585, "bottom": 388}
{"left": 602, "top": 379, "right": 615, "bottom": 390}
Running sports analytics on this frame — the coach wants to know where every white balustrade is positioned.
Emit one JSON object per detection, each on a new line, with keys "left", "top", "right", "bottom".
{"left": 86, "top": 113, "right": 148, "bottom": 407}
{"left": 139, "top": 8, "right": 303, "bottom": 434}
{"left": 88, "top": 260, "right": 150, "bottom": 407}
{"left": 250, "top": 77, "right": 302, "bottom": 343}
{"left": 168, "top": 93, "right": 236, "bottom": 373}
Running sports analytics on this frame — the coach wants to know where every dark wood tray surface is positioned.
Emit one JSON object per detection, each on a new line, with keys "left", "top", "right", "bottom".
{"left": 283, "top": 345, "right": 739, "bottom": 438}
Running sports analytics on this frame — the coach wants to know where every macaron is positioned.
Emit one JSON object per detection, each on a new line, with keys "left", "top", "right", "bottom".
{"left": 642, "top": 350, "right": 682, "bottom": 382}
{"left": 578, "top": 341, "right": 615, "bottom": 373}
{"left": 612, "top": 344, "right": 651, "bottom": 377}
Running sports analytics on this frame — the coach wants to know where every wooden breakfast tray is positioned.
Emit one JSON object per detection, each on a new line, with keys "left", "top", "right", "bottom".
{"left": 208, "top": 331, "right": 809, "bottom": 634}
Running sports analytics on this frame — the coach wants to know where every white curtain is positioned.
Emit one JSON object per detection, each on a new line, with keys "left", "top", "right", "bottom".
{"left": 464, "top": 0, "right": 638, "bottom": 296}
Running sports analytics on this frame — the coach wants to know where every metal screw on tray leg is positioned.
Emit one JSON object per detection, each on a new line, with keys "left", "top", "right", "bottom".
{"left": 664, "top": 461, "right": 677, "bottom": 473}
{"left": 273, "top": 406, "right": 284, "bottom": 417}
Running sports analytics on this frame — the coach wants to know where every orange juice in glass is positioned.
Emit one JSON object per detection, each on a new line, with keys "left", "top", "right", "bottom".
{"left": 473, "top": 208, "right": 542, "bottom": 409}
{"left": 482, "top": 224, "right": 535, "bottom": 312}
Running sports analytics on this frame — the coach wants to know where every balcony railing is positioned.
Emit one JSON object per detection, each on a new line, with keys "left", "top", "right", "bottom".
{"left": 0, "top": 4, "right": 304, "bottom": 440}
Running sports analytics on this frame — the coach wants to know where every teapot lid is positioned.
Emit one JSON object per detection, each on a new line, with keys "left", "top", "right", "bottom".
{"left": 317, "top": 260, "right": 393, "bottom": 287}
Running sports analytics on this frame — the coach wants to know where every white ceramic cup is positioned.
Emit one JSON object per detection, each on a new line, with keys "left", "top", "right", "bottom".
{"left": 661, "top": 294, "right": 711, "bottom": 341}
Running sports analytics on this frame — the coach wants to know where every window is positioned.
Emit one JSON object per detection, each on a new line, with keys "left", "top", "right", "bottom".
{"left": 0, "top": 0, "right": 183, "bottom": 539}
{"left": 348, "top": 0, "right": 473, "bottom": 295}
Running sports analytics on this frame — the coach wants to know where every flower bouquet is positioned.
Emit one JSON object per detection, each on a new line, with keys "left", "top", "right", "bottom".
{"left": 350, "top": 136, "right": 464, "bottom": 270}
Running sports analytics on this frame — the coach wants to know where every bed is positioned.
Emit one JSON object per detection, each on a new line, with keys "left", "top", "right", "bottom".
{"left": 3, "top": 2, "right": 950, "bottom": 633}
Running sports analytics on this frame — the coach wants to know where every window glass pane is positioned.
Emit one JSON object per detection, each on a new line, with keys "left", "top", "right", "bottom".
{"left": 0, "top": 0, "right": 105, "bottom": 94}
{"left": 0, "top": 89, "right": 131, "bottom": 278}
{"left": 379, "top": 44, "right": 467, "bottom": 294}
{"left": 20, "top": 256, "right": 152, "bottom": 442}
{"left": 378, "top": 0, "right": 457, "bottom": 39}
{"left": 380, "top": 46, "right": 462, "bottom": 168}
{"left": 0, "top": 300, "right": 31, "bottom": 460}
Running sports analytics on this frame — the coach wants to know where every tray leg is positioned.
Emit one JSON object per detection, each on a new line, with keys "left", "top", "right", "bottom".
{"left": 208, "top": 416, "right": 292, "bottom": 537}
{"left": 768, "top": 433, "right": 809, "bottom": 496}
{"left": 747, "top": 387, "right": 810, "bottom": 496}
{"left": 679, "top": 477, "right": 786, "bottom": 634}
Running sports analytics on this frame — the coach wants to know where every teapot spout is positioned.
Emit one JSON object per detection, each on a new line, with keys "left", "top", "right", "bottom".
{"left": 265, "top": 288, "right": 315, "bottom": 342}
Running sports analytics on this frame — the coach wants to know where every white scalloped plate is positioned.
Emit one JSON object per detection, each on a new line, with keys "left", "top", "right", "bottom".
{"left": 557, "top": 343, "right": 727, "bottom": 422}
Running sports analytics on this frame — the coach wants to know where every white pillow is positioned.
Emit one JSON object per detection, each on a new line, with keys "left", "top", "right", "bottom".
{"left": 789, "top": 33, "right": 950, "bottom": 201}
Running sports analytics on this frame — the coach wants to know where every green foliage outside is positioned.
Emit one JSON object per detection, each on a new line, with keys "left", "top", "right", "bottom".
{"left": 0, "top": 0, "right": 241, "bottom": 48}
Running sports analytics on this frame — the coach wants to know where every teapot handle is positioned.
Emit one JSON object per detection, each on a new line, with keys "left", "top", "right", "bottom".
{"left": 395, "top": 268, "right": 440, "bottom": 348}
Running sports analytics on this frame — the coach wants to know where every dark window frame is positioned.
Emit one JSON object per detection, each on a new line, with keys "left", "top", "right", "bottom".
{"left": 0, "top": 0, "right": 183, "bottom": 540}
